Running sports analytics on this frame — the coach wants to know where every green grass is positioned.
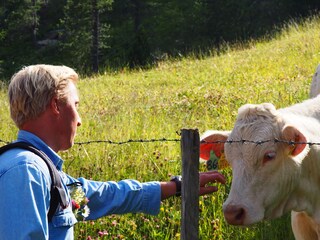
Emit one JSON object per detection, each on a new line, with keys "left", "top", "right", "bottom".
{"left": 1, "top": 15, "right": 320, "bottom": 239}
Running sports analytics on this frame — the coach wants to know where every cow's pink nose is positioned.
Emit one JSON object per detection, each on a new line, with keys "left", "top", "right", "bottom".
{"left": 223, "top": 204, "right": 246, "bottom": 225}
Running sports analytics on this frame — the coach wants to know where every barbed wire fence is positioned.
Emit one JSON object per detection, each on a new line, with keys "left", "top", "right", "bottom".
{"left": 75, "top": 138, "right": 181, "bottom": 145}
{"left": 1, "top": 135, "right": 319, "bottom": 147}
{"left": 1, "top": 130, "right": 319, "bottom": 240}
{"left": 200, "top": 138, "right": 320, "bottom": 146}
{"left": 75, "top": 123, "right": 320, "bottom": 146}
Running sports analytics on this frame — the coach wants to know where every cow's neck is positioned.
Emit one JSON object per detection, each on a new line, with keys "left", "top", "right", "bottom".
{"left": 290, "top": 149, "right": 320, "bottom": 223}
{"left": 281, "top": 95, "right": 320, "bottom": 119}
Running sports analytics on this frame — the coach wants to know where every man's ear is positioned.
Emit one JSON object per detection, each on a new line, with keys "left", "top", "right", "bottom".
{"left": 281, "top": 125, "right": 307, "bottom": 157}
{"left": 200, "top": 130, "right": 230, "bottom": 160}
{"left": 50, "top": 97, "right": 60, "bottom": 115}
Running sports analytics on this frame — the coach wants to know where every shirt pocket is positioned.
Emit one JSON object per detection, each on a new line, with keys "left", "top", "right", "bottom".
{"left": 51, "top": 208, "right": 77, "bottom": 227}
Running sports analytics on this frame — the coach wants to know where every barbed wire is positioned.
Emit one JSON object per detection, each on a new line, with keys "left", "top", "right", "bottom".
{"left": 75, "top": 138, "right": 181, "bottom": 145}
{"left": 0, "top": 138, "right": 181, "bottom": 146}
{"left": 200, "top": 138, "right": 320, "bottom": 146}
{"left": 1, "top": 137, "right": 320, "bottom": 146}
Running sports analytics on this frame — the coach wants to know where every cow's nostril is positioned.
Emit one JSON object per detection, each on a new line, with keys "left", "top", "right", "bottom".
{"left": 224, "top": 205, "right": 246, "bottom": 225}
{"left": 235, "top": 207, "right": 245, "bottom": 221}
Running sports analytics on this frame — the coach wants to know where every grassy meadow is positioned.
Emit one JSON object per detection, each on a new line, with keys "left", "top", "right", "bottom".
{"left": 1, "top": 15, "right": 320, "bottom": 239}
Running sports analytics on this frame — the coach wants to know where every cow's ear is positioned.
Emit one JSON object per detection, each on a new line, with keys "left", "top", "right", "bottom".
{"left": 200, "top": 130, "right": 230, "bottom": 160}
{"left": 281, "top": 125, "right": 307, "bottom": 157}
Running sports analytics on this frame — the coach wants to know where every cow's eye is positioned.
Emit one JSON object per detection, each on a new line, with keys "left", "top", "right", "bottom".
{"left": 263, "top": 151, "right": 276, "bottom": 164}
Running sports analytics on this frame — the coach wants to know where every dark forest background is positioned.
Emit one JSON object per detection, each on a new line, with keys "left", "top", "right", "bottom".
{"left": 1, "top": 0, "right": 320, "bottom": 79}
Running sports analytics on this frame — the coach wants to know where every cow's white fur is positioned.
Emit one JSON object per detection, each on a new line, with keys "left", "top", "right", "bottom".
{"left": 200, "top": 65, "right": 320, "bottom": 239}
{"left": 310, "top": 64, "right": 320, "bottom": 98}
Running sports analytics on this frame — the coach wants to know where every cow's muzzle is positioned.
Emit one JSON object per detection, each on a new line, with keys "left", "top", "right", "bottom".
{"left": 223, "top": 204, "right": 246, "bottom": 225}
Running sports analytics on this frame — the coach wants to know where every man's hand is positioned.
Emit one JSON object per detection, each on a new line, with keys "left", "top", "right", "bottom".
{"left": 161, "top": 171, "right": 226, "bottom": 200}
{"left": 199, "top": 171, "right": 226, "bottom": 195}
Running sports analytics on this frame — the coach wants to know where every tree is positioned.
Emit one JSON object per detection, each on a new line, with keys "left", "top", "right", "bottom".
{"left": 60, "top": 0, "right": 112, "bottom": 73}
{"left": 91, "top": 0, "right": 99, "bottom": 73}
{"left": 0, "top": 0, "right": 66, "bottom": 79}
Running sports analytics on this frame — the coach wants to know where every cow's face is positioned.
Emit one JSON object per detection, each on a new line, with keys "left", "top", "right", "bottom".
{"left": 209, "top": 103, "right": 309, "bottom": 226}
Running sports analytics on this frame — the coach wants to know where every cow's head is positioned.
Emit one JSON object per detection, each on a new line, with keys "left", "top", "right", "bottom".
{"left": 201, "top": 103, "right": 310, "bottom": 226}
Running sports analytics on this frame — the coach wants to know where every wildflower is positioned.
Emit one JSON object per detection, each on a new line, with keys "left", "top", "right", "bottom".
{"left": 98, "top": 230, "right": 109, "bottom": 236}
{"left": 72, "top": 200, "right": 80, "bottom": 209}
{"left": 81, "top": 205, "right": 90, "bottom": 218}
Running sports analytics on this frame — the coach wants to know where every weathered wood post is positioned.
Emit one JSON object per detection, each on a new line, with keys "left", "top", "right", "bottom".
{"left": 180, "top": 129, "right": 200, "bottom": 240}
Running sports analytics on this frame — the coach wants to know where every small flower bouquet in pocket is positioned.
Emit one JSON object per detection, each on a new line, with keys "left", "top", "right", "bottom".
{"left": 68, "top": 183, "right": 90, "bottom": 221}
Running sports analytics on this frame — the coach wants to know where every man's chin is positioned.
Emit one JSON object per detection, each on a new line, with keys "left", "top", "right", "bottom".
{"left": 60, "top": 143, "right": 73, "bottom": 152}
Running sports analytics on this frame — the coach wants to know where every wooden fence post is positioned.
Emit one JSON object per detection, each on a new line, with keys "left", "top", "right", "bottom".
{"left": 180, "top": 129, "right": 200, "bottom": 240}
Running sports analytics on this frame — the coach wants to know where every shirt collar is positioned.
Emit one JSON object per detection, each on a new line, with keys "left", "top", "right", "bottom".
{"left": 16, "top": 130, "right": 64, "bottom": 170}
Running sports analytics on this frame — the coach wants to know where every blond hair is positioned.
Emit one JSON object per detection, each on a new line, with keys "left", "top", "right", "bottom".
{"left": 9, "top": 64, "right": 79, "bottom": 128}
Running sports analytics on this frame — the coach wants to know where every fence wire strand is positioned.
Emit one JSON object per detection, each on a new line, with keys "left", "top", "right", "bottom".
{"left": 75, "top": 138, "right": 181, "bottom": 145}
{"left": 0, "top": 138, "right": 320, "bottom": 146}
{"left": 200, "top": 138, "right": 320, "bottom": 146}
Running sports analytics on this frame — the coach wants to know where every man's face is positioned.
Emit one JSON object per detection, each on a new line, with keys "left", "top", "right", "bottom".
{"left": 57, "top": 81, "right": 81, "bottom": 151}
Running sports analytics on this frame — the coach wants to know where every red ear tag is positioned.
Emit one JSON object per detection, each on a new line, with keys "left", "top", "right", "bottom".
{"left": 199, "top": 143, "right": 222, "bottom": 160}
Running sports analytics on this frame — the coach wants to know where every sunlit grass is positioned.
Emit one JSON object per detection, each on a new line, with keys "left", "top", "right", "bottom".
{"left": 1, "top": 15, "right": 320, "bottom": 239}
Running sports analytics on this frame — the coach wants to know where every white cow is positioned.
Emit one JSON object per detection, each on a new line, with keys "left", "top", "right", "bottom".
{"left": 200, "top": 65, "right": 320, "bottom": 240}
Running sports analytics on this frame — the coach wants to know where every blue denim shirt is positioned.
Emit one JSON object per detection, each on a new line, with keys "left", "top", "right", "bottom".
{"left": 0, "top": 130, "right": 161, "bottom": 239}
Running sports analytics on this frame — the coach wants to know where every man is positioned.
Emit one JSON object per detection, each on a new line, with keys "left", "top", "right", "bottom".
{"left": 0, "top": 64, "right": 225, "bottom": 239}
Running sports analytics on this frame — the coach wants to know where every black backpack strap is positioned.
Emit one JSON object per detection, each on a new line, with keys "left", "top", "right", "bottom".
{"left": 0, "top": 142, "right": 69, "bottom": 222}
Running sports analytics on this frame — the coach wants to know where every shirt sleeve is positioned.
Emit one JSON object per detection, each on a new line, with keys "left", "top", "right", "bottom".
{"left": 66, "top": 176, "right": 161, "bottom": 220}
{"left": 0, "top": 162, "right": 50, "bottom": 239}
